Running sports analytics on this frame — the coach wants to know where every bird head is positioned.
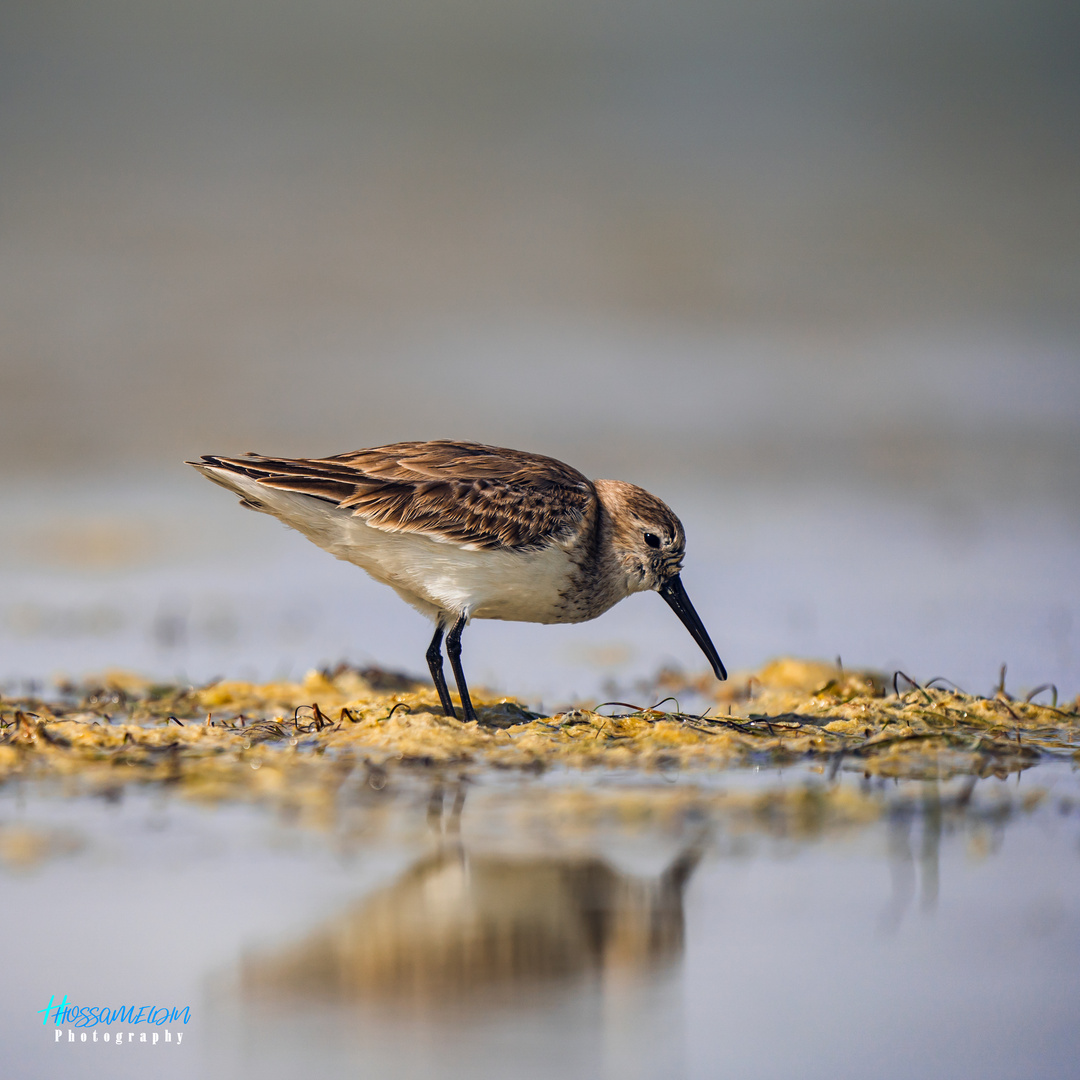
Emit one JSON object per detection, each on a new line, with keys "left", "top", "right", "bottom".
{"left": 594, "top": 480, "right": 727, "bottom": 681}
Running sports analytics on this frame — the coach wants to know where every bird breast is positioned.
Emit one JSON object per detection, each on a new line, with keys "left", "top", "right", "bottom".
{"left": 226, "top": 476, "right": 600, "bottom": 624}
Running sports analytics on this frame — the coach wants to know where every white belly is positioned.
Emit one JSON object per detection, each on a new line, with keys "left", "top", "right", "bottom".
{"left": 335, "top": 517, "right": 578, "bottom": 624}
{"left": 211, "top": 471, "right": 578, "bottom": 623}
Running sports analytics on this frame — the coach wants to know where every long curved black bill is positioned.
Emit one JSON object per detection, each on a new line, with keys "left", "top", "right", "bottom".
{"left": 659, "top": 575, "right": 727, "bottom": 681}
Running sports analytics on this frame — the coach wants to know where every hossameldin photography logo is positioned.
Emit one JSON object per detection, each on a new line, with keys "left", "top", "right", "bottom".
{"left": 38, "top": 995, "right": 191, "bottom": 1046}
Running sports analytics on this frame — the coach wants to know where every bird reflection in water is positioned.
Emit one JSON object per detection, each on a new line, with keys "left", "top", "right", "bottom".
{"left": 240, "top": 780, "right": 703, "bottom": 1007}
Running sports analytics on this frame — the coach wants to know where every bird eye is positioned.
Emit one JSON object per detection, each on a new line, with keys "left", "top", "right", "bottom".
{"left": 643, "top": 532, "right": 661, "bottom": 549}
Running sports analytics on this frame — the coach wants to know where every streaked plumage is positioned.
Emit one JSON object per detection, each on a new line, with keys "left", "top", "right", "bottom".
{"left": 188, "top": 440, "right": 726, "bottom": 721}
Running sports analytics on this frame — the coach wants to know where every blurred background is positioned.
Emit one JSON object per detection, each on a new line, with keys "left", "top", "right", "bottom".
{"left": 1, "top": 0, "right": 1078, "bottom": 703}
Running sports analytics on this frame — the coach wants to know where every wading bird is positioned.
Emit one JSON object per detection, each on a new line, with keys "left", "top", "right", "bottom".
{"left": 189, "top": 441, "right": 726, "bottom": 721}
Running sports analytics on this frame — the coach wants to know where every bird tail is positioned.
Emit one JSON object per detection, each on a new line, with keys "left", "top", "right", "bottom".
{"left": 185, "top": 455, "right": 277, "bottom": 513}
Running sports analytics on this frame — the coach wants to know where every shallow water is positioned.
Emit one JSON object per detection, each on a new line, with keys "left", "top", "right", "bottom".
{"left": 3, "top": 761, "right": 1079, "bottom": 1080}
{"left": 1, "top": 474, "right": 1077, "bottom": 710}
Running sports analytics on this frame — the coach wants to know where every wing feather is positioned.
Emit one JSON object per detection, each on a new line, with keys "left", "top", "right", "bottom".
{"left": 190, "top": 441, "right": 596, "bottom": 551}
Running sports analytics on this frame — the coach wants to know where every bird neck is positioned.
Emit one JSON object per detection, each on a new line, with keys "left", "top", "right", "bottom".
{"left": 552, "top": 481, "right": 640, "bottom": 621}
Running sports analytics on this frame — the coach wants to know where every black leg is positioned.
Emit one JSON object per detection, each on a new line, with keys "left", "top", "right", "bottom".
{"left": 445, "top": 613, "right": 478, "bottom": 723}
{"left": 426, "top": 622, "right": 457, "bottom": 718}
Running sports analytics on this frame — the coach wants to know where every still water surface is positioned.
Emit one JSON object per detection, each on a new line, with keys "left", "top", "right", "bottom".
{"left": 3, "top": 762, "right": 1078, "bottom": 1079}
{"left": 1, "top": 475, "right": 1077, "bottom": 709}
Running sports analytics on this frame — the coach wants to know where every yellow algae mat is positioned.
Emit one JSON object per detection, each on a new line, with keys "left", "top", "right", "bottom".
{"left": 1, "top": 660, "right": 1076, "bottom": 800}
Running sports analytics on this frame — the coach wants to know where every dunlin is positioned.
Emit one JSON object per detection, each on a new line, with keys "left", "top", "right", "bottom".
{"left": 188, "top": 441, "right": 726, "bottom": 722}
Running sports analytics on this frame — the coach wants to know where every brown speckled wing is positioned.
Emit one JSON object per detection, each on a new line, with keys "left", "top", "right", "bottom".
{"left": 194, "top": 441, "right": 597, "bottom": 551}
